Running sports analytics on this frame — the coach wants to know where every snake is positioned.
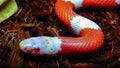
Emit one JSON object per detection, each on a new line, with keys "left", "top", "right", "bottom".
{"left": 19, "top": 0, "right": 120, "bottom": 56}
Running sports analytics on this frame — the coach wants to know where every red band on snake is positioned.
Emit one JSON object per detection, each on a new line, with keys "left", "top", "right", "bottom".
{"left": 19, "top": 0, "right": 120, "bottom": 56}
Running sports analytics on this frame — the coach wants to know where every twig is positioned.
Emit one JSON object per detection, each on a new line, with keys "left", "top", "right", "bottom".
{"left": 23, "top": 9, "right": 32, "bottom": 22}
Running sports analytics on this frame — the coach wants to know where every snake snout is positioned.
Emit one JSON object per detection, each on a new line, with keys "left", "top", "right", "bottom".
{"left": 19, "top": 37, "right": 47, "bottom": 55}
{"left": 19, "top": 39, "right": 35, "bottom": 52}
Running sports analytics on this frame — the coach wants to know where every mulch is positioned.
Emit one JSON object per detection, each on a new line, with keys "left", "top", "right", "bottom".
{"left": 0, "top": 0, "right": 120, "bottom": 68}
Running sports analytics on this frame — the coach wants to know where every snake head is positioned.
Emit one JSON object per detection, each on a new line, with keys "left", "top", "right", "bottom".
{"left": 19, "top": 37, "right": 47, "bottom": 55}
{"left": 19, "top": 36, "right": 62, "bottom": 55}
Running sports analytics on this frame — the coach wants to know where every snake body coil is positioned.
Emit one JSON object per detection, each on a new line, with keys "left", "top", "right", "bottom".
{"left": 19, "top": 0, "right": 120, "bottom": 56}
